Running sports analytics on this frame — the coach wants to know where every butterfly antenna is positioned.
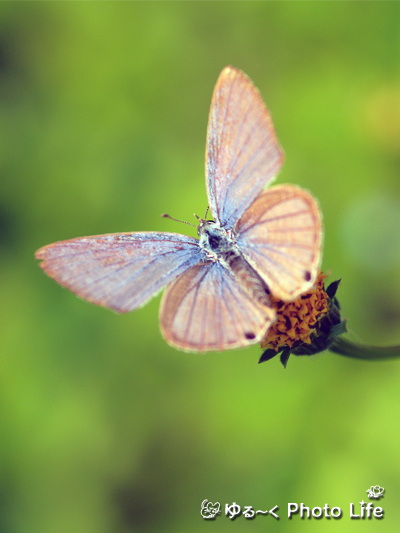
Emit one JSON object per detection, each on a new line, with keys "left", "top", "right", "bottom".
{"left": 161, "top": 213, "right": 197, "bottom": 228}
{"left": 204, "top": 205, "right": 210, "bottom": 219}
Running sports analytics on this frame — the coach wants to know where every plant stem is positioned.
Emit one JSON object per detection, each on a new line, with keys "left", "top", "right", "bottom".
{"left": 329, "top": 337, "right": 400, "bottom": 361}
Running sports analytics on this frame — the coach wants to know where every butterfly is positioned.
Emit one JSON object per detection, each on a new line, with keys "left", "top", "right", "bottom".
{"left": 36, "top": 66, "right": 322, "bottom": 352}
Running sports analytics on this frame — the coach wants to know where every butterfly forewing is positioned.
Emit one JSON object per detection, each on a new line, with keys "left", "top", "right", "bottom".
{"left": 206, "top": 66, "right": 284, "bottom": 229}
{"left": 36, "top": 233, "right": 202, "bottom": 313}
{"left": 236, "top": 185, "right": 323, "bottom": 301}
{"left": 159, "top": 261, "right": 276, "bottom": 352}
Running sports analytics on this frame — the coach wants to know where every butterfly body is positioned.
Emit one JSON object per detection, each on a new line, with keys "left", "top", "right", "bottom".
{"left": 197, "top": 219, "right": 237, "bottom": 258}
{"left": 36, "top": 66, "right": 323, "bottom": 352}
{"left": 198, "top": 218, "right": 271, "bottom": 310}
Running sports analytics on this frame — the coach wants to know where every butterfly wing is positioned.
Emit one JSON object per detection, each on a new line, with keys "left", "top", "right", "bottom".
{"left": 236, "top": 184, "right": 323, "bottom": 301}
{"left": 159, "top": 260, "right": 276, "bottom": 352}
{"left": 206, "top": 66, "right": 284, "bottom": 229}
{"left": 35, "top": 232, "right": 203, "bottom": 313}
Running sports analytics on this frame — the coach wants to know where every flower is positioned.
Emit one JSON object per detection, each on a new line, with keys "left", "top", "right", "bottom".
{"left": 259, "top": 271, "right": 400, "bottom": 367}
{"left": 260, "top": 272, "right": 330, "bottom": 352}
{"left": 259, "top": 272, "right": 347, "bottom": 367}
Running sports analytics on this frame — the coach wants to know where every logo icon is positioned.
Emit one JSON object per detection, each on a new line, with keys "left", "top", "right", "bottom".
{"left": 201, "top": 499, "right": 221, "bottom": 519}
{"left": 366, "top": 485, "right": 385, "bottom": 499}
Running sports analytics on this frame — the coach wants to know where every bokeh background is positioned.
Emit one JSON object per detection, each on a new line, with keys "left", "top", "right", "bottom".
{"left": 1, "top": 2, "right": 400, "bottom": 532}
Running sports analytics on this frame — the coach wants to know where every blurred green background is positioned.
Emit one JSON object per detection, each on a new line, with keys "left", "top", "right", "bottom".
{"left": 1, "top": 2, "right": 400, "bottom": 532}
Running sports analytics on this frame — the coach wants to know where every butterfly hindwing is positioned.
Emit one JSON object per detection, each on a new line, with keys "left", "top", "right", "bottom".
{"left": 36, "top": 232, "right": 202, "bottom": 313}
{"left": 236, "top": 184, "right": 323, "bottom": 301}
{"left": 206, "top": 66, "right": 284, "bottom": 229}
{"left": 159, "top": 261, "right": 276, "bottom": 352}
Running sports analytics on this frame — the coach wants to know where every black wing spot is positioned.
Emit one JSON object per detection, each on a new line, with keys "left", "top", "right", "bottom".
{"left": 304, "top": 270, "right": 311, "bottom": 282}
{"left": 245, "top": 332, "right": 256, "bottom": 340}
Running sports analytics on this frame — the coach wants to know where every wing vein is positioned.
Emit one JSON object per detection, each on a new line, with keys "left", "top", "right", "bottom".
{"left": 251, "top": 246, "right": 299, "bottom": 280}
{"left": 248, "top": 244, "right": 313, "bottom": 266}
{"left": 239, "top": 208, "right": 311, "bottom": 234}
{"left": 222, "top": 275, "right": 252, "bottom": 341}
{"left": 221, "top": 82, "right": 253, "bottom": 220}
{"left": 183, "top": 267, "right": 210, "bottom": 345}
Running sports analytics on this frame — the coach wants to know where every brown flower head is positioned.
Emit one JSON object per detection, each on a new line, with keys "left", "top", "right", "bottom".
{"left": 259, "top": 272, "right": 346, "bottom": 367}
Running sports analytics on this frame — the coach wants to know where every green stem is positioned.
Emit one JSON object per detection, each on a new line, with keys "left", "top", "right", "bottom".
{"left": 329, "top": 337, "right": 400, "bottom": 361}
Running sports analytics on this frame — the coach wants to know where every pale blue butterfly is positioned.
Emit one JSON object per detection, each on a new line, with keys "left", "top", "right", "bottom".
{"left": 36, "top": 67, "right": 322, "bottom": 352}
